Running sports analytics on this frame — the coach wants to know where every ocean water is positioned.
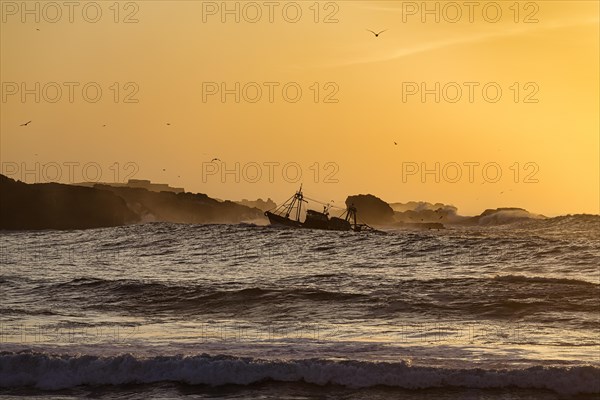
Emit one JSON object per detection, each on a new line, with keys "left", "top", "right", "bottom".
{"left": 0, "top": 215, "right": 599, "bottom": 399}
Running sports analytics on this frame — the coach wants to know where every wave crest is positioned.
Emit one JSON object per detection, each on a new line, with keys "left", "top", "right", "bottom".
{"left": 0, "top": 352, "right": 598, "bottom": 395}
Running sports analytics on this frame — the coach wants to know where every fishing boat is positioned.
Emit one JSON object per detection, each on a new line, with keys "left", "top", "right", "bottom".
{"left": 264, "top": 185, "right": 372, "bottom": 232}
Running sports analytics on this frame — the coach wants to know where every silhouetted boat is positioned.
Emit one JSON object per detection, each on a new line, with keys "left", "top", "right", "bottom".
{"left": 264, "top": 186, "right": 372, "bottom": 232}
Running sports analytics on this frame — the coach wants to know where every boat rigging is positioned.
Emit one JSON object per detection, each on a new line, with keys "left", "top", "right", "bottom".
{"left": 264, "top": 185, "right": 374, "bottom": 232}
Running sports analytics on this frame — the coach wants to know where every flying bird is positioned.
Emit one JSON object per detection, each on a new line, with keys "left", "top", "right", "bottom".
{"left": 166, "top": 123, "right": 171, "bottom": 126}
{"left": 20, "top": 120, "right": 32, "bottom": 126}
{"left": 367, "top": 29, "right": 387, "bottom": 37}
{"left": 211, "top": 158, "right": 221, "bottom": 162}
{"left": 162, "top": 168, "right": 166, "bottom": 171}
{"left": 394, "top": 141, "right": 397, "bottom": 145}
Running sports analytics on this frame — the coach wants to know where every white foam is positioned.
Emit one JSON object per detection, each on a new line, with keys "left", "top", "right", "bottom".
{"left": 1, "top": 352, "right": 598, "bottom": 395}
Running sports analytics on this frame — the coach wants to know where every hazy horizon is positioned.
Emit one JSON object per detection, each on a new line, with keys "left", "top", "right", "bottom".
{"left": 1, "top": 171, "right": 597, "bottom": 218}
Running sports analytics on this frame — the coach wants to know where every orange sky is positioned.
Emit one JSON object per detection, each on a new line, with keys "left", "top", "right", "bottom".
{"left": 1, "top": 0, "right": 598, "bottom": 216}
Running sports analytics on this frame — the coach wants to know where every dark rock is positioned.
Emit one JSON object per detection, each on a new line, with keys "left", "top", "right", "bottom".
{"left": 236, "top": 198, "right": 277, "bottom": 212}
{"left": 95, "top": 185, "right": 265, "bottom": 224}
{"left": 345, "top": 194, "right": 395, "bottom": 225}
{"left": 0, "top": 175, "right": 138, "bottom": 230}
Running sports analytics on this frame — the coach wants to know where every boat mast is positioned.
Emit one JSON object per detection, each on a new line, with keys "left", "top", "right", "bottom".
{"left": 284, "top": 196, "right": 296, "bottom": 219}
{"left": 345, "top": 204, "right": 358, "bottom": 229}
{"left": 295, "top": 184, "right": 303, "bottom": 222}
{"left": 282, "top": 185, "right": 304, "bottom": 222}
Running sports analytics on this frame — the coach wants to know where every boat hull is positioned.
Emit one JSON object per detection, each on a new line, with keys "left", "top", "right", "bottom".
{"left": 265, "top": 211, "right": 353, "bottom": 231}
{"left": 264, "top": 211, "right": 303, "bottom": 228}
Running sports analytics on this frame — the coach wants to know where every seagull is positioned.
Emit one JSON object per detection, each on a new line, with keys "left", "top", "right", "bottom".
{"left": 166, "top": 123, "right": 171, "bottom": 126}
{"left": 367, "top": 29, "right": 387, "bottom": 37}
{"left": 36, "top": 28, "right": 40, "bottom": 31}
{"left": 20, "top": 120, "right": 32, "bottom": 126}
{"left": 211, "top": 158, "right": 221, "bottom": 162}
{"left": 162, "top": 168, "right": 166, "bottom": 171}
{"left": 394, "top": 141, "right": 397, "bottom": 145}
{"left": 102, "top": 124, "right": 107, "bottom": 127}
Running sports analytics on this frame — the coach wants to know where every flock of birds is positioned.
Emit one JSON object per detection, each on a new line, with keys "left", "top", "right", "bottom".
{"left": 17, "top": 26, "right": 387, "bottom": 151}
{"left": 18, "top": 119, "right": 508, "bottom": 196}
{"left": 15, "top": 28, "right": 507, "bottom": 197}
{"left": 17, "top": 27, "right": 389, "bottom": 128}
{"left": 19, "top": 119, "right": 398, "bottom": 149}
{"left": 17, "top": 120, "right": 221, "bottom": 179}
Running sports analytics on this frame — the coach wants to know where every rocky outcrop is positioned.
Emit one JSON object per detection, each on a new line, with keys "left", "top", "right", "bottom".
{"left": 95, "top": 185, "right": 265, "bottom": 224}
{"left": 345, "top": 195, "right": 544, "bottom": 228}
{"left": 0, "top": 175, "right": 266, "bottom": 230}
{"left": 389, "top": 201, "right": 454, "bottom": 213}
{"left": 467, "top": 208, "right": 546, "bottom": 225}
{"left": 345, "top": 194, "right": 395, "bottom": 225}
{"left": 235, "top": 198, "right": 277, "bottom": 212}
{"left": 1, "top": 173, "right": 546, "bottom": 230}
{"left": 0, "top": 175, "right": 139, "bottom": 230}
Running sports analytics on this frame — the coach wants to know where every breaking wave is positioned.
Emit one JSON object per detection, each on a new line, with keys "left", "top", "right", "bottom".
{"left": 0, "top": 352, "right": 597, "bottom": 395}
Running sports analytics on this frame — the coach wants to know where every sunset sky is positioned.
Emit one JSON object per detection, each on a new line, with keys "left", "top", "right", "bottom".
{"left": 1, "top": 0, "right": 598, "bottom": 216}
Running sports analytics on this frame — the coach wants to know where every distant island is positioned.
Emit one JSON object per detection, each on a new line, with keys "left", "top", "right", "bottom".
{"left": 0, "top": 175, "right": 546, "bottom": 231}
